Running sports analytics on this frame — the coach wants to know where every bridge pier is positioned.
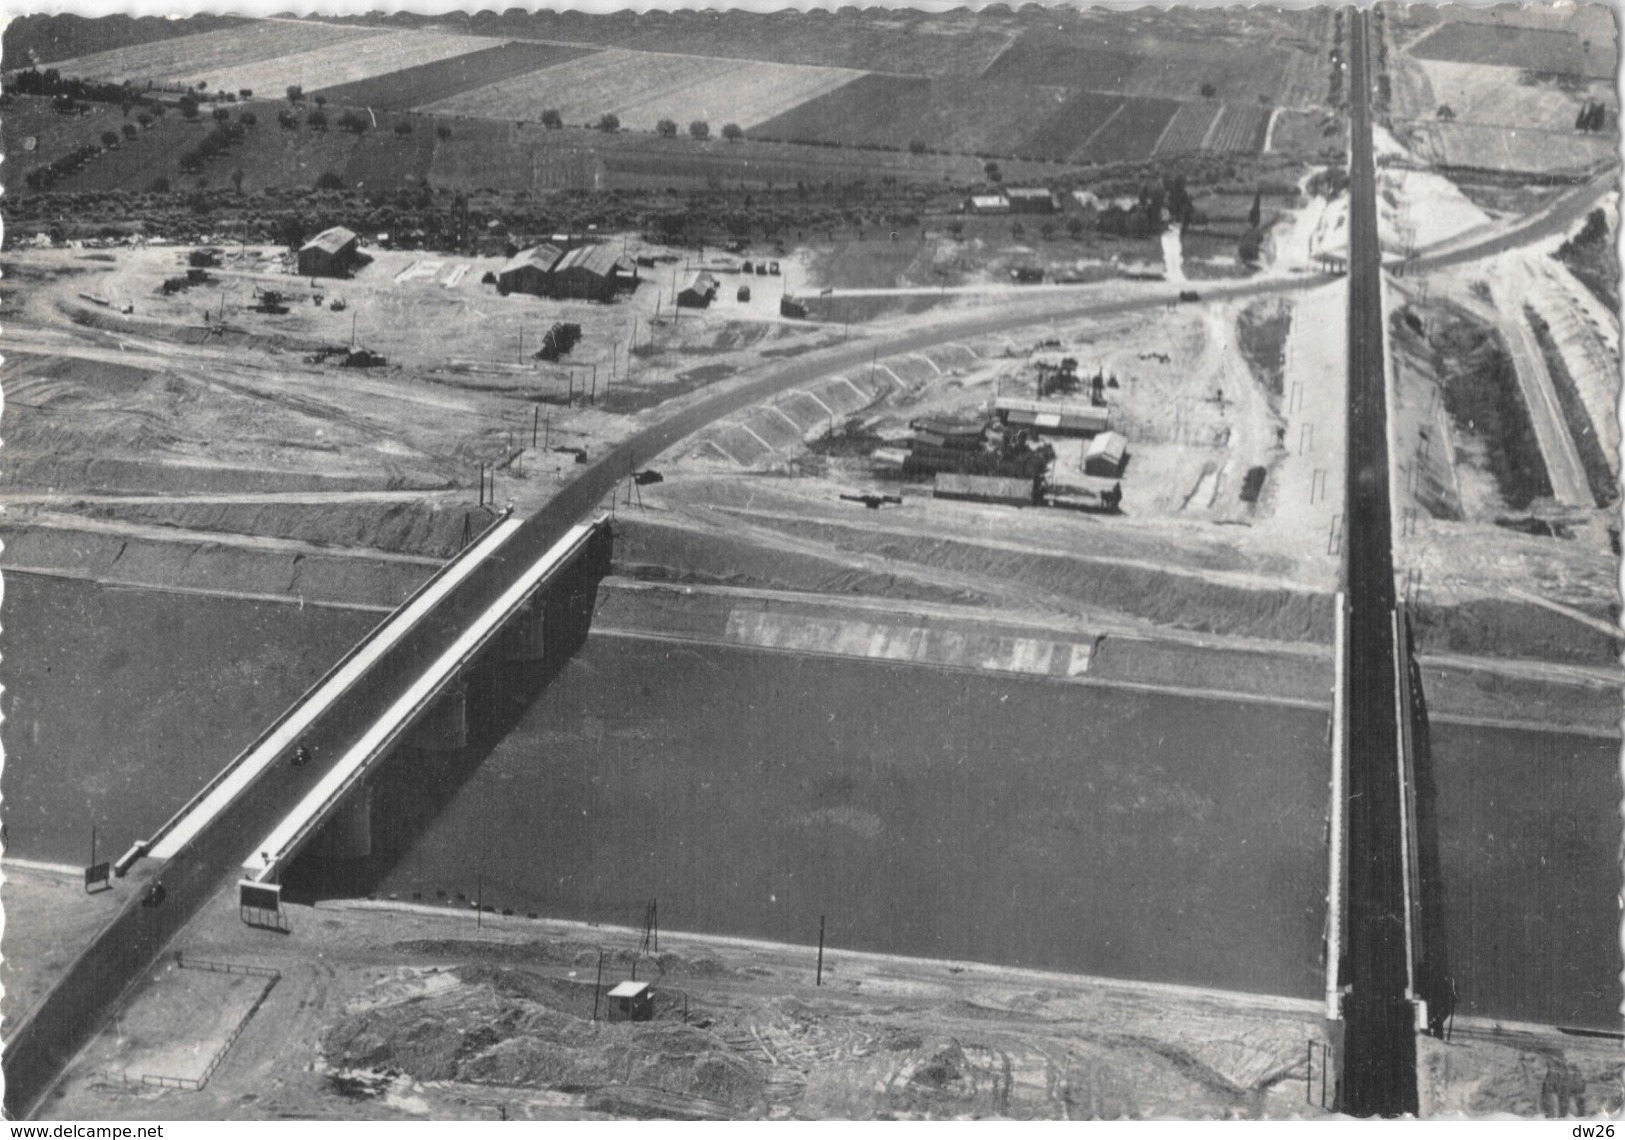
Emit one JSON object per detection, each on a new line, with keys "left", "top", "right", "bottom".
{"left": 413, "top": 685, "right": 469, "bottom": 751}
{"left": 502, "top": 597, "right": 548, "bottom": 662}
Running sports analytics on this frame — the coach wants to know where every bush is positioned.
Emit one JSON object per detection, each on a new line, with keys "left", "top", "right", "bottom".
{"left": 436, "top": 124, "right": 453, "bottom": 140}
{"left": 541, "top": 109, "right": 562, "bottom": 129}
{"left": 122, "top": 122, "right": 137, "bottom": 139}
{"left": 394, "top": 120, "right": 413, "bottom": 135}
{"left": 595, "top": 112, "right": 620, "bottom": 132}
{"left": 721, "top": 122, "right": 743, "bottom": 141}
{"left": 908, "top": 138, "right": 927, "bottom": 154}
{"left": 100, "top": 130, "right": 120, "bottom": 147}
{"left": 150, "top": 175, "right": 170, "bottom": 193}
{"left": 286, "top": 84, "right": 303, "bottom": 103}
{"left": 656, "top": 118, "right": 677, "bottom": 138}
{"left": 689, "top": 119, "right": 710, "bottom": 140}
{"left": 1200, "top": 82, "right": 1217, "bottom": 97}
{"left": 307, "top": 108, "right": 328, "bottom": 131}
{"left": 315, "top": 171, "right": 346, "bottom": 191}
{"left": 338, "top": 110, "right": 369, "bottom": 134}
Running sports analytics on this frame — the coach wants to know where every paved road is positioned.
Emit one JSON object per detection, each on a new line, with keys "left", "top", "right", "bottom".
{"left": 1341, "top": 6, "right": 1419, "bottom": 1118}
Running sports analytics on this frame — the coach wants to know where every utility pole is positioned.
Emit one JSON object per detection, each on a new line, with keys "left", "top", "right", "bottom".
{"left": 816, "top": 915, "right": 826, "bottom": 986}
{"left": 532, "top": 405, "right": 539, "bottom": 447}
{"left": 590, "top": 364, "right": 598, "bottom": 403}
{"left": 350, "top": 310, "right": 357, "bottom": 350}
{"left": 592, "top": 950, "right": 604, "bottom": 1022}
{"left": 476, "top": 871, "right": 483, "bottom": 929}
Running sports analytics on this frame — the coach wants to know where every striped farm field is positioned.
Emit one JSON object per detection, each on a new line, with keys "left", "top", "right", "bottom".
{"left": 1073, "top": 95, "right": 1179, "bottom": 163}
{"left": 1206, "top": 103, "right": 1272, "bottom": 152}
{"left": 41, "top": 19, "right": 386, "bottom": 86}
{"left": 1012, "top": 90, "right": 1125, "bottom": 161}
{"left": 1152, "top": 101, "right": 1221, "bottom": 155}
{"left": 424, "top": 48, "right": 866, "bottom": 132}
{"left": 748, "top": 74, "right": 931, "bottom": 146}
{"left": 167, "top": 30, "right": 509, "bottom": 103}
{"left": 313, "top": 42, "right": 598, "bottom": 111}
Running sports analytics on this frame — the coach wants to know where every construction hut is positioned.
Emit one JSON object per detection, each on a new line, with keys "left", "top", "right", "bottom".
{"left": 967, "top": 194, "right": 1010, "bottom": 215}
{"left": 1006, "top": 187, "right": 1056, "bottom": 214}
{"left": 1082, "top": 430, "right": 1129, "bottom": 477}
{"left": 605, "top": 980, "right": 654, "bottom": 1023}
{"left": 678, "top": 272, "right": 719, "bottom": 309}
{"left": 297, "top": 226, "right": 360, "bottom": 278}
{"left": 909, "top": 417, "right": 986, "bottom": 451}
{"left": 548, "top": 244, "right": 635, "bottom": 302}
{"left": 995, "top": 396, "right": 1110, "bottom": 438}
{"left": 933, "top": 472, "right": 1040, "bottom": 507}
{"left": 497, "top": 244, "right": 562, "bottom": 297}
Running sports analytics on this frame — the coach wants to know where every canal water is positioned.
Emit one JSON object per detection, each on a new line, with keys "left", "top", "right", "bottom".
{"left": 7, "top": 576, "right": 1617, "bottom": 1025}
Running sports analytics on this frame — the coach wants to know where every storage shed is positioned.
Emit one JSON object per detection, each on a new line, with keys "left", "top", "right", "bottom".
{"left": 967, "top": 194, "right": 1010, "bottom": 215}
{"left": 496, "top": 245, "right": 563, "bottom": 297}
{"left": 678, "top": 272, "right": 719, "bottom": 308}
{"left": 297, "top": 226, "right": 360, "bottom": 278}
{"left": 932, "top": 472, "right": 1040, "bottom": 507}
{"left": 605, "top": 980, "right": 654, "bottom": 1023}
{"left": 995, "top": 396, "right": 1110, "bottom": 438}
{"left": 1006, "top": 187, "right": 1056, "bottom": 214}
{"left": 1082, "top": 430, "right": 1128, "bottom": 476}
{"left": 548, "top": 244, "right": 635, "bottom": 302}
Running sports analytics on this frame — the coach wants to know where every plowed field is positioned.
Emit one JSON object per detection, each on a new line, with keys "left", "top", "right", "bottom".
{"left": 313, "top": 41, "right": 598, "bottom": 111}
{"left": 424, "top": 48, "right": 864, "bottom": 133}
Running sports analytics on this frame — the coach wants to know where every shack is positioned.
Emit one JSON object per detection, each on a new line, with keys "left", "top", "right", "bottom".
{"left": 1006, "top": 187, "right": 1056, "bottom": 214}
{"left": 678, "top": 272, "right": 719, "bottom": 308}
{"left": 496, "top": 244, "right": 562, "bottom": 297}
{"left": 932, "top": 472, "right": 1040, "bottom": 507}
{"left": 548, "top": 244, "right": 636, "bottom": 302}
{"left": 297, "top": 226, "right": 360, "bottom": 278}
{"left": 605, "top": 980, "right": 654, "bottom": 1023}
{"left": 995, "top": 396, "right": 1110, "bottom": 438}
{"left": 966, "top": 194, "right": 1010, "bottom": 215}
{"left": 1082, "top": 430, "right": 1128, "bottom": 476}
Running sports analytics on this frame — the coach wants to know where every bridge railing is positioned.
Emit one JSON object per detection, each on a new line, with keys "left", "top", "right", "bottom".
{"left": 120, "top": 506, "right": 516, "bottom": 874}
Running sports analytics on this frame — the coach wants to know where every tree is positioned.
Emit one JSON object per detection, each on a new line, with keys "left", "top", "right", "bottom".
{"left": 278, "top": 109, "right": 299, "bottom": 130}
{"left": 286, "top": 84, "right": 303, "bottom": 104}
{"left": 436, "top": 124, "right": 453, "bottom": 141}
{"left": 307, "top": 108, "right": 328, "bottom": 131}
{"left": 313, "top": 94, "right": 327, "bottom": 108}
{"left": 1200, "top": 82, "right": 1217, "bottom": 98}
{"left": 179, "top": 96, "right": 200, "bottom": 120}
{"left": 1436, "top": 104, "right": 1455, "bottom": 121}
{"left": 230, "top": 167, "right": 244, "bottom": 193}
{"left": 721, "top": 122, "right": 743, "bottom": 141}
{"left": 541, "top": 108, "right": 563, "bottom": 129}
{"left": 908, "top": 138, "right": 927, "bottom": 154}
{"left": 315, "top": 170, "right": 345, "bottom": 191}
{"left": 196, "top": 80, "right": 207, "bottom": 90}
{"left": 122, "top": 122, "right": 137, "bottom": 139}
{"left": 1066, "top": 216, "right": 1085, "bottom": 239}
{"left": 595, "top": 112, "right": 620, "bottom": 132}
{"left": 136, "top": 112, "right": 153, "bottom": 128}
{"left": 1238, "top": 227, "right": 1262, "bottom": 264}
{"left": 100, "top": 129, "right": 120, "bottom": 147}
{"left": 212, "top": 107, "right": 230, "bottom": 123}
{"left": 239, "top": 88, "right": 252, "bottom": 100}
{"left": 1247, "top": 190, "right": 1262, "bottom": 229}
{"left": 689, "top": 119, "right": 710, "bottom": 139}
{"left": 948, "top": 219, "right": 964, "bottom": 239}
{"left": 656, "top": 118, "right": 678, "bottom": 137}
{"left": 339, "top": 110, "right": 369, "bottom": 134}
{"left": 239, "top": 111, "right": 256, "bottom": 127}
{"left": 1166, "top": 175, "right": 1192, "bottom": 228}
{"left": 1039, "top": 221, "right": 1056, "bottom": 240}
{"left": 394, "top": 120, "right": 413, "bottom": 135}
{"left": 984, "top": 160, "right": 1002, "bottom": 184}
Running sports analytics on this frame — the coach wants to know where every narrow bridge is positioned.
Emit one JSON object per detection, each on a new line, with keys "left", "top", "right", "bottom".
{"left": 2, "top": 509, "right": 613, "bottom": 1119}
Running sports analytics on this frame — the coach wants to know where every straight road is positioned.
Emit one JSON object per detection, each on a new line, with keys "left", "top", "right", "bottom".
{"left": 1341, "top": 6, "right": 1419, "bottom": 1118}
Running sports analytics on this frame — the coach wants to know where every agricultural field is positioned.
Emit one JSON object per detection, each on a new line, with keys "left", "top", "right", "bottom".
{"left": 360, "top": 8, "right": 1017, "bottom": 76}
{"left": 1409, "top": 19, "right": 1609, "bottom": 79}
{"left": 1206, "top": 103, "right": 1274, "bottom": 153}
{"left": 312, "top": 42, "right": 597, "bottom": 112}
{"left": 1399, "top": 119, "right": 1617, "bottom": 174}
{"left": 1152, "top": 101, "right": 1222, "bottom": 156}
{"left": 1394, "top": 58, "right": 1616, "bottom": 133}
{"left": 2, "top": 13, "right": 248, "bottom": 68}
{"left": 35, "top": 20, "right": 388, "bottom": 89}
{"left": 1010, "top": 91, "right": 1128, "bottom": 162}
{"left": 1074, "top": 96, "right": 1180, "bottom": 164}
{"left": 422, "top": 48, "right": 865, "bottom": 133}
{"left": 2, "top": 97, "right": 144, "bottom": 184}
{"left": 747, "top": 74, "right": 932, "bottom": 148}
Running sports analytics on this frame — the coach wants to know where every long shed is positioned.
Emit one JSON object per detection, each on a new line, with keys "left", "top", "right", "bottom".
{"left": 298, "top": 226, "right": 360, "bottom": 278}
{"left": 1082, "top": 430, "right": 1128, "bottom": 476}
{"left": 497, "top": 245, "right": 563, "bottom": 297}
{"left": 932, "top": 472, "right": 1040, "bottom": 507}
{"left": 548, "top": 245, "right": 635, "bottom": 302}
{"left": 995, "top": 396, "right": 1110, "bottom": 438}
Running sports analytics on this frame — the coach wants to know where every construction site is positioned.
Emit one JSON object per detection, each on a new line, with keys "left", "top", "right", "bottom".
{"left": 2, "top": 2, "right": 1621, "bottom": 1123}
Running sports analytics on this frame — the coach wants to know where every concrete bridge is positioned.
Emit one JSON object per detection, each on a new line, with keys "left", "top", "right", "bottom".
{"left": 2, "top": 510, "right": 613, "bottom": 1119}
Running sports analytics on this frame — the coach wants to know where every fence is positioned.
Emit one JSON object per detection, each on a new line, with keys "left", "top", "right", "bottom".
{"left": 100, "top": 958, "right": 281, "bottom": 1093}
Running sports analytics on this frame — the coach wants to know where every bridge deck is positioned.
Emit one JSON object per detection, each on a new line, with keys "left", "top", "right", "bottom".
{"left": 145, "top": 516, "right": 524, "bottom": 863}
{"left": 241, "top": 520, "right": 602, "bottom": 882}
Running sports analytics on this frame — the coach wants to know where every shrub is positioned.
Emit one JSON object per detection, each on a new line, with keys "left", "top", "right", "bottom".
{"left": 656, "top": 118, "right": 677, "bottom": 138}
{"left": 100, "top": 129, "right": 120, "bottom": 147}
{"left": 721, "top": 122, "right": 743, "bottom": 141}
{"left": 315, "top": 171, "right": 345, "bottom": 190}
{"left": 541, "top": 109, "right": 562, "bottom": 128}
{"left": 286, "top": 84, "right": 303, "bottom": 103}
{"left": 595, "top": 112, "right": 620, "bottom": 132}
{"left": 908, "top": 138, "right": 927, "bottom": 154}
{"left": 436, "top": 124, "right": 452, "bottom": 140}
{"left": 689, "top": 119, "right": 709, "bottom": 140}
{"left": 122, "top": 122, "right": 137, "bottom": 139}
{"left": 394, "top": 120, "right": 413, "bottom": 135}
